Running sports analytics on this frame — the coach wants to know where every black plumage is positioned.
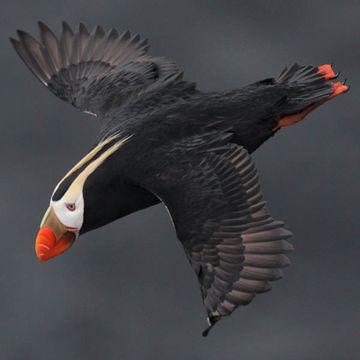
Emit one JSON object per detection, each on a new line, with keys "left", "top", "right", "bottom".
{"left": 10, "top": 22, "right": 348, "bottom": 336}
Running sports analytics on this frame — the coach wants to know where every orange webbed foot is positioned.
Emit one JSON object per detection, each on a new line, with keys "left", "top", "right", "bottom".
{"left": 317, "top": 64, "right": 337, "bottom": 80}
{"left": 329, "top": 81, "right": 349, "bottom": 98}
{"left": 317, "top": 64, "right": 349, "bottom": 97}
{"left": 272, "top": 64, "right": 349, "bottom": 132}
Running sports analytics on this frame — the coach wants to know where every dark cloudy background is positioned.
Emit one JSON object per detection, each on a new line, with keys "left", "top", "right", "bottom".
{"left": 1, "top": 1, "right": 359, "bottom": 359}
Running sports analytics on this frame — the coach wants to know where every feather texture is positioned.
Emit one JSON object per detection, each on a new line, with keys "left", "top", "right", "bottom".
{"left": 143, "top": 140, "right": 293, "bottom": 336}
{"left": 10, "top": 22, "right": 191, "bottom": 116}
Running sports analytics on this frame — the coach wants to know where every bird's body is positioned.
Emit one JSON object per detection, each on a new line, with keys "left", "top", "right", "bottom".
{"left": 10, "top": 22, "right": 348, "bottom": 335}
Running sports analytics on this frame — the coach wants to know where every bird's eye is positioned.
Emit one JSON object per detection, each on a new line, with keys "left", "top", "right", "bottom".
{"left": 65, "top": 203, "right": 76, "bottom": 212}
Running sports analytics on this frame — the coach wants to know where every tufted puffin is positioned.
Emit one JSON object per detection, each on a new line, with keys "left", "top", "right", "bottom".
{"left": 10, "top": 22, "right": 348, "bottom": 336}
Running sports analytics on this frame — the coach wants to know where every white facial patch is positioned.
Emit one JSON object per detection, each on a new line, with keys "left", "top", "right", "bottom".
{"left": 51, "top": 193, "right": 84, "bottom": 230}
{"left": 48, "top": 133, "right": 133, "bottom": 232}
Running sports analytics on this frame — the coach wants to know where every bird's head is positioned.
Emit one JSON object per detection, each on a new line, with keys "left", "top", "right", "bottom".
{"left": 35, "top": 134, "right": 132, "bottom": 262}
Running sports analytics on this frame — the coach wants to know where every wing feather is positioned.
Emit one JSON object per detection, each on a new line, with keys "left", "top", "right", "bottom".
{"left": 143, "top": 140, "right": 293, "bottom": 336}
{"left": 10, "top": 22, "right": 194, "bottom": 118}
{"left": 60, "top": 21, "right": 74, "bottom": 68}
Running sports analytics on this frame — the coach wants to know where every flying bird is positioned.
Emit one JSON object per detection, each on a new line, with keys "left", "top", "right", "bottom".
{"left": 10, "top": 22, "right": 348, "bottom": 336}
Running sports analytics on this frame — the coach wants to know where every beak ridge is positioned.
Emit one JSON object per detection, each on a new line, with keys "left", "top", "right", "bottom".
{"left": 35, "top": 227, "right": 57, "bottom": 261}
{"left": 35, "top": 208, "right": 76, "bottom": 262}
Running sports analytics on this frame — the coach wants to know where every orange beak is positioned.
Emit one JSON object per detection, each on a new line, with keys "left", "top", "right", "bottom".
{"left": 36, "top": 227, "right": 76, "bottom": 261}
{"left": 35, "top": 207, "right": 76, "bottom": 262}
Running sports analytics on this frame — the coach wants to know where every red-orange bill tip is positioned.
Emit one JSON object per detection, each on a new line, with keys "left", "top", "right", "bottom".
{"left": 35, "top": 227, "right": 76, "bottom": 262}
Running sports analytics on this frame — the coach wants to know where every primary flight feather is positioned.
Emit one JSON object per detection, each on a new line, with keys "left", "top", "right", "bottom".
{"left": 10, "top": 22, "right": 348, "bottom": 336}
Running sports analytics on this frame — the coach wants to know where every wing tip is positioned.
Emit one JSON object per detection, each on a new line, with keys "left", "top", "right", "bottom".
{"left": 16, "top": 29, "right": 28, "bottom": 39}
{"left": 202, "top": 315, "right": 221, "bottom": 337}
{"left": 37, "top": 20, "right": 47, "bottom": 29}
{"left": 9, "top": 36, "right": 19, "bottom": 46}
{"left": 61, "top": 21, "right": 73, "bottom": 35}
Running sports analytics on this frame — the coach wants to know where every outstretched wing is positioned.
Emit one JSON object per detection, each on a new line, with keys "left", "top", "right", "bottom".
{"left": 144, "top": 141, "right": 293, "bottom": 336}
{"left": 10, "top": 22, "right": 194, "bottom": 117}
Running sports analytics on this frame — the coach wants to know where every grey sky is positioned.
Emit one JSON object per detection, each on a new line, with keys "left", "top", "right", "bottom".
{"left": 1, "top": 1, "right": 359, "bottom": 359}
